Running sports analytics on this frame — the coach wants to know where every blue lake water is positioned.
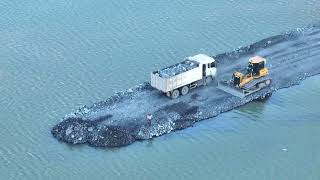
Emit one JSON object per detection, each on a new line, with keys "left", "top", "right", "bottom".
{"left": 1, "top": 0, "right": 320, "bottom": 179}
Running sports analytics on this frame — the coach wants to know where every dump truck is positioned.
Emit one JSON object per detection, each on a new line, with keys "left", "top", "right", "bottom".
{"left": 217, "top": 56, "right": 272, "bottom": 98}
{"left": 151, "top": 54, "right": 217, "bottom": 99}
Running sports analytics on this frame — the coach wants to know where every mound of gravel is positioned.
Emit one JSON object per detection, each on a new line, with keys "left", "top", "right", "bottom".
{"left": 158, "top": 60, "right": 199, "bottom": 78}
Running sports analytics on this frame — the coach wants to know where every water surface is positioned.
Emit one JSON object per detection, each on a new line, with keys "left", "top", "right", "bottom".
{"left": 1, "top": 0, "right": 320, "bottom": 179}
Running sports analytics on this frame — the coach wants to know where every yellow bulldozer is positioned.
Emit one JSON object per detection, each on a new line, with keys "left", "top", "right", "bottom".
{"left": 218, "top": 56, "right": 272, "bottom": 98}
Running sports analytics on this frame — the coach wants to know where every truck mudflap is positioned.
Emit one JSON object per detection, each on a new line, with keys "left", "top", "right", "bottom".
{"left": 217, "top": 77, "right": 272, "bottom": 98}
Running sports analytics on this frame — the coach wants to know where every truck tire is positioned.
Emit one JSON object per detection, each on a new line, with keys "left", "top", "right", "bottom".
{"left": 181, "top": 86, "right": 189, "bottom": 96}
{"left": 171, "top": 89, "right": 180, "bottom": 99}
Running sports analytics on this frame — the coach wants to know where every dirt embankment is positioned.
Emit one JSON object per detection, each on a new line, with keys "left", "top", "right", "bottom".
{"left": 52, "top": 25, "right": 320, "bottom": 148}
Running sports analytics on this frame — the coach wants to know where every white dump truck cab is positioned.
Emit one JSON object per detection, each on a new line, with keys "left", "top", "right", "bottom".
{"left": 150, "top": 54, "right": 217, "bottom": 99}
{"left": 187, "top": 54, "right": 217, "bottom": 79}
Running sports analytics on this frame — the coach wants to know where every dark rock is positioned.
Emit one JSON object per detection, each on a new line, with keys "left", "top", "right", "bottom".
{"left": 88, "top": 126, "right": 135, "bottom": 147}
{"left": 51, "top": 117, "right": 93, "bottom": 144}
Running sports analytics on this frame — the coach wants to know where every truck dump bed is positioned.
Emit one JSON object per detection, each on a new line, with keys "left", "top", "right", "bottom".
{"left": 151, "top": 60, "right": 202, "bottom": 93}
{"left": 158, "top": 60, "right": 199, "bottom": 78}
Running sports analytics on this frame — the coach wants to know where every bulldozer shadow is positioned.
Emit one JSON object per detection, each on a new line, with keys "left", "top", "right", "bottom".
{"left": 235, "top": 92, "right": 273, "bottom": 121}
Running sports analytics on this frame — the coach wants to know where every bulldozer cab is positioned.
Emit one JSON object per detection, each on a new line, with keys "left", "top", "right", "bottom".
{"left": 248, "top": 56, "right": 266, "bottom": 76}
{"left": 232, "top": 56, "right": 267, "bottom": 87}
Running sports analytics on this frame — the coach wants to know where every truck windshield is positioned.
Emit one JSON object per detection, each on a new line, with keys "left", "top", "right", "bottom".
{"left": 210, "top": 62, "right": 215, "bottom": 68}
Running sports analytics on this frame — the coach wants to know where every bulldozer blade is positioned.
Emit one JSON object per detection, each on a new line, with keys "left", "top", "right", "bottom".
{"left": 217, "top": 82, "right": 246, "bottom": 98}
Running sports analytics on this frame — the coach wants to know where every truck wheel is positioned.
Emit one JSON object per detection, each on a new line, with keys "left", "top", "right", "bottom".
{"left": 181, "top": 86, "right": 189, "bottom": 96}
{"left": 171, "top": 89, "right": 180, "bottom": 99}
